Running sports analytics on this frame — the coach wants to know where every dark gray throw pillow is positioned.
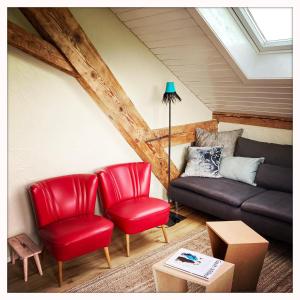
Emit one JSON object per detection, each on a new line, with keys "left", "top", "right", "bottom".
{"left": 195, "top": 128, "right": 243, "bottom": 157}
{"left": 235, "top": 137, "right": 292, "bottom": 168}
{"left": 181, "top": 146, "right": 223, "bottom": 178}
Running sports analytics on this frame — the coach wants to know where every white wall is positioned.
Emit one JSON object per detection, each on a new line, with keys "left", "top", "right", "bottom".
{"left": 218, "top": 122, "right": 292, "bottom": 145}
{"left": 8, "top": 8, "right": 212, "bottom": 242}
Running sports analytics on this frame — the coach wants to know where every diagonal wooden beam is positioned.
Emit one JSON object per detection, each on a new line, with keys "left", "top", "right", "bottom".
{"left": 8, "top": 21, "right": 78, "bottom": 77}
{"left": 20, "top": 8, "right": 180, "bottom": 188}
{"left": 8, "top": 18, "right": 218, "bottom": 184}
{"left": 147, "top": 120, "right": 218, "bottom": 147}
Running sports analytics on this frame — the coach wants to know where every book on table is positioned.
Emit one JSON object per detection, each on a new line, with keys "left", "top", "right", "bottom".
{"left": 164, "top": 248, "right": 223, "bottom": 280}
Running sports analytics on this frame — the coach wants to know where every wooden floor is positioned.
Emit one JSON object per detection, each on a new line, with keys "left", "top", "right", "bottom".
{"left": 7, "top": 206, "right": 213, "bottom": 293}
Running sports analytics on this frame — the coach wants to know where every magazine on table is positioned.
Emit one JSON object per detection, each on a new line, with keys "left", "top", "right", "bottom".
{"left": 164, "top": 248, "right": 223, "bottom": 280}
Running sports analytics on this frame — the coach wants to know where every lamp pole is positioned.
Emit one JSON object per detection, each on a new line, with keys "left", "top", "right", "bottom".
{"left": 168, "top": 98, "right": 171, "bottom": 193}
{"left": 163, "top": 82, "right": 182, "bottom": 225}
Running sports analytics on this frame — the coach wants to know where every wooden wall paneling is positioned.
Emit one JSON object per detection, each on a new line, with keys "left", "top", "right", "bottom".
{"left": 209, "top": 105, "right": 292, "bottom": 115}
{"left": 113, "top": 8, "right": 293, "bottom": 120}
{"left": 110, "top": 8, "right": 133, "bottom": 14}
{"left": 197, "top": 93, "right": 292, "bottom": 101}
{"left": 137, "top": 26, "right": 205, "bottom": 43}
{"left": 190, "top": 85, "right": 293, "bottom": 94}
{"left": 20, "top": 8, "right": 181, "bottom": 187}
{"left": 242, "top": 78, "right": 292, "bottom": 86}
{"left": 162, "top": 57, "right": 228, "bottom": 67}
{"left": 176, "top": 71, "right": 239, "bottom": 81}
{"left": 202, "top": 98, "right": 292, "bottom": 107}
{"left": 151, "top": 44, "right": 216, "bottom": 56}
{"left": 124, "top": 9, "right": 191, "bottom": 28}
{"left": 169, "top": 65, "right": 233, "bottom": 73}
{"left": 204, "top": 99, "right": 293, "bottom": 106}
{"left": 200, "top": 98, "right": 292, "bottom": 106}
{"left": 217, "top": 112, "right": 292, "bottom": 119}
{"left": 213, "top": 112, "right": 292, "bottom": 129}
{"left": 157, "top": 52, "right": 224, "bottom": 61}
{"left": 8, "top": 21, "right": 78, "bottom": 77}
{"left": 145, "top": 35, "right": 209, "bottom": 48}
{"left": 131, "top": 18, "right": 197, "bottom": 36}
{"left": 115, "top": 8, "right": 177, "bottom": 22}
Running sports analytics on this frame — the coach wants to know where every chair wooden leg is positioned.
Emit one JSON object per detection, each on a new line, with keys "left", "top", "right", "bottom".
{"left": 125, "top": 234, "right": 130, "bottom": 257}
{"left": 11, "top": 249, "right": 17, "bottom": 264}
{"left": 33, "top": 254, "right": 43, "bottom": 276}
{"left": 103, "top": 247, "right": 112, "bottom": 268}
{"left": 58, "top": 261, "right": 63, "bottom": 287}
{"left": 161, "top": 225, "right": 169, "bottom": 243}
{"left": 23, "top": 258, "right": 28, "bottom": 282}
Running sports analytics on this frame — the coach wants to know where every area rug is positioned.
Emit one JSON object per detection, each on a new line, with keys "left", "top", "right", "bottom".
{"left": 68, "top": 227, "right": 292, "bottom": 293}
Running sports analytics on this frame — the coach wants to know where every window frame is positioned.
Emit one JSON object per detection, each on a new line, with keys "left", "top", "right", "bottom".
{"left": 231, "top": 8, "right": 292, "bottom": 53}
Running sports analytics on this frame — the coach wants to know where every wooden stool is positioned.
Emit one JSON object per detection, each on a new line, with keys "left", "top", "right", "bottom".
{"left": 8, "top": 233, "right": 43, "bottom": 282}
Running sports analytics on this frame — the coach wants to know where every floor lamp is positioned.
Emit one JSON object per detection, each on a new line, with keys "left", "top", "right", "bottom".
{"left": 162, "top": 82, "right": 185, "bottom": 226}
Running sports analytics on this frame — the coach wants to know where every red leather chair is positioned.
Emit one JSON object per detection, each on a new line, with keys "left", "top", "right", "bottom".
{"left": 29, "top": 174, "right": 114, "bottom": 286}
{"left": 96, "top": 162, "right": 170, "bottom": 256}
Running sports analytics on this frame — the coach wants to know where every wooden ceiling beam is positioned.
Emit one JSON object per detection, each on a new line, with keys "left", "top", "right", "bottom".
{"left": 147, "top": 120, "right": 218, "bottom": 147}
{"left": 8, "top": 21, "right": 78, "bottom": 77}
{"left": 20, "top": 8, "right": 180, "bottom": 188}
{"left": 213, "top": 112, "right": 292, "bottom": 130}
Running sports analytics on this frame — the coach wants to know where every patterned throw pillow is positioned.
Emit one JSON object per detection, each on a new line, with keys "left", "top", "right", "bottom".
{"left": 181, "top": 146, "right": 223, "bottom": 178}
{"left": 195, "top": 128, "right": 243, "bottom": 157}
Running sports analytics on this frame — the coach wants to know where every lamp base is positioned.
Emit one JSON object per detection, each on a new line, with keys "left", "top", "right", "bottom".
{"left": 167, "top": 211, "right": 186, "bottom": 227}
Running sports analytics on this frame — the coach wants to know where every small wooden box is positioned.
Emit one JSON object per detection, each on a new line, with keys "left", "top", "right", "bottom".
{"left": 8, "top": 233, "right": 43, "bottom": 282}
{"left": 152, "top": 252, "right": 234, "bottom": 292}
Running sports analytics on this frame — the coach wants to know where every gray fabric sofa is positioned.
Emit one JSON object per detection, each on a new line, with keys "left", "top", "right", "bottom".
{"left": 168, "top": 137, "right": 293, "bottom": 243}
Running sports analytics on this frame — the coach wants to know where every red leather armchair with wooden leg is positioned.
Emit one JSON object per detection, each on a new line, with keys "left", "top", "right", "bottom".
{"left": 29, "top": 174, "right": 114, "bottom": 286}
{"left": 96, "top": 162, "right": 170, "bottom": 257}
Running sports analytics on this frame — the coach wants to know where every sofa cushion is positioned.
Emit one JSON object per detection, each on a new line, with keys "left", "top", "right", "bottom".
{"left": 255, "top": 164, "right": 293, "bottom": 192}
{"left": 241, "top": 190, "right": 292, "bottom": 223}
{"left": 235, "top": 137, "right": 292, "bottom": 168}
{"left": 171, "top": 177, "right": 265, "bottom": 207}
{"left": 168, "top": 185, "right": 242, "bottom": 220}
{"left": 195, "top": 128, "right": 243, "bottom": 157}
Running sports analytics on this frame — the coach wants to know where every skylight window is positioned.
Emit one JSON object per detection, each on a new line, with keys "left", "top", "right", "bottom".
{"left": 248, "top": 8, "right": 292, "bottom": 42}
{"left": 232, "top": 8, "right": 293, "bottom": 52}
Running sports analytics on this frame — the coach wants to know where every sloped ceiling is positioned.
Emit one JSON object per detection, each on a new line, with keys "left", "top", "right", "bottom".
{"left": 112, "top": 8, "right": 292, "bottom": 119}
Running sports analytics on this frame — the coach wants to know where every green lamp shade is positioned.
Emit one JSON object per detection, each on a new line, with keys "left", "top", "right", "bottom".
{"left": 165, "top": 82, "right": 176, "bottom": 93}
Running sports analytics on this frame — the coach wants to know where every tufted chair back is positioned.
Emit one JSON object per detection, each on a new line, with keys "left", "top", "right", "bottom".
{"left": 30, "top": 174, "right": 98, "bottom": 228}
{"left": 96, "top": 162, "right": 151, "bottom": 212}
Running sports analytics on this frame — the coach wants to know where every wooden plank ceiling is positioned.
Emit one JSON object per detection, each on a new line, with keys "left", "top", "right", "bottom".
{"left": 112, "top": 8, "right": 293, "bottom": 119}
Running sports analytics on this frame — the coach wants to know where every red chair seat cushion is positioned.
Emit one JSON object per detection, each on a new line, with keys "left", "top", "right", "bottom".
{"left": 39, "top": 215, "right": 114, "bottom": 261}
{"left": 106, "top": 197, "right": 170, "bottom": 234}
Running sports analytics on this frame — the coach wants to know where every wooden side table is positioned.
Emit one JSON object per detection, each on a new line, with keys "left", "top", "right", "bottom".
{"left": 152, "top": 253, "right": 234, "bottom": 292}
{"left": 8, "top": 233, "right": 43, "bottom": 282}
{"left": 207, "top": 221, "right": 269, "bottom": 292}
